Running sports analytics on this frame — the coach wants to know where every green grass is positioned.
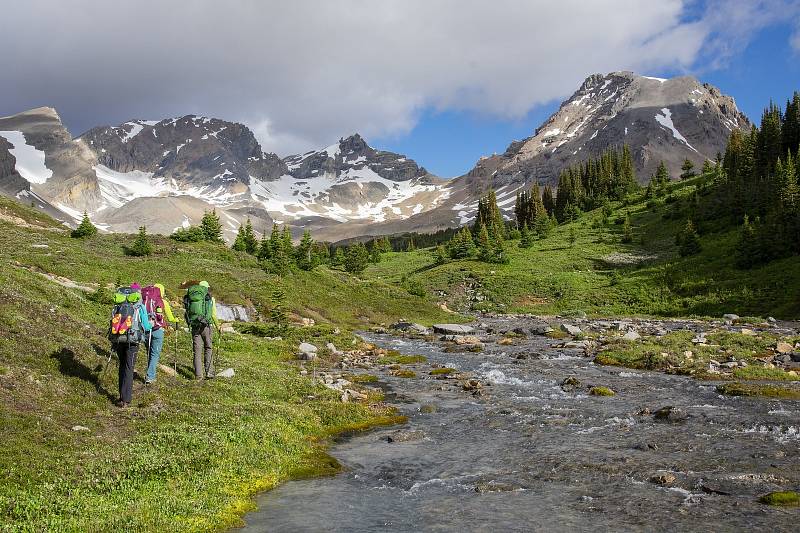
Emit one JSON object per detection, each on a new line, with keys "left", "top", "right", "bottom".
{"left": 716, "top": 382, "right": 800, "bottom": 399}
{"left": 365, "top": 174, "right": 800, "bottom": 319}
{"left": 376, "top": 354, "right": 427, "bottom": 365}
{"left": 0, "top": 197, "right": 458, "bottom": 530}
{"left": 429, "top": 367, "right": 456, "bottom": 375}
{"left": 759, "top": 491, "right": 800, "bottom": 506}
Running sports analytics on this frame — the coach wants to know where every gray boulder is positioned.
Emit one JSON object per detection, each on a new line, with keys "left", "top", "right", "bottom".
{"left": 298, "top": 342, "right": 318, "bottom": 360}
{"left": 531, "top": 324, "right": 554, "bottom": 335}
{"left": 560, "top": 324, "right": 582, "bottom": 336}
{"left": 433, "top": 324, "right": 475, "bottom": 335}
{"left": 653, "top": 406, "right": 688, "bottom": 423}
{"left": 622, "top": 331, "right": 641, "bottom": 341}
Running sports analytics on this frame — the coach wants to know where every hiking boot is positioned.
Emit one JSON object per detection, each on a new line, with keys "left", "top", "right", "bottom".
{"left": 144, "top": 379, "right": 155, "bottom": 385}
{"left": 116, "top": 400, "right": 130, "bottom": 408}
{"left": 206, "top": 372, "right": 215, "bottom": 379}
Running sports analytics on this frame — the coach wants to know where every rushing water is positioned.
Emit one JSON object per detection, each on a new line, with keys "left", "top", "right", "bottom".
{"left": 241, "top": 317, "right": 799, "bottom": 532}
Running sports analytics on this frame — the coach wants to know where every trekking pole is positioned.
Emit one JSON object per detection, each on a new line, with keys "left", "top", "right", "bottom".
{"left": 173, "top": 327, "right": 178, "bottom": 372}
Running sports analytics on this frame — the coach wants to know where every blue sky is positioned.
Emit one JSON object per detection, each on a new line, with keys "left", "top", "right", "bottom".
{"left": 373, "top": 17, "right": 800, "bottom": 177}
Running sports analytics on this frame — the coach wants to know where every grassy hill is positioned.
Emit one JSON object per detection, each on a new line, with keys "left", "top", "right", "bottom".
{"left": 0, "top": 197, "right": 456, "bottom": 530}
{"left": 367, "top": 173, "right": 800, "bottom": 320}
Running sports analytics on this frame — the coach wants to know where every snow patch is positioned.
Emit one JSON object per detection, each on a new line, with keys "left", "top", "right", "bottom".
{"left": 654, "top": 108, "right": 698, "bottom": 153}
{"left": 0, "top": 130, "right": 53, "bottom": 184}
{"left": 643, "top": 76, "right": 667, "bottom": 83}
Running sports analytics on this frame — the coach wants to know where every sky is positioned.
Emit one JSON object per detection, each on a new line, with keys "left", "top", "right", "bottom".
{"left": 0, "top": 0, "right": 798, "bottom": 177}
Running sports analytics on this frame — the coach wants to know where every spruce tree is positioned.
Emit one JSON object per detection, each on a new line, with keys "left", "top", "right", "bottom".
{"left": 568, "top": 226, "right": 577, "bottom": 248}
{"left": 476, "top": 222, "right": 492, "bottom": 262}
{"left": 243, "top": 218, "right": 258, "bottom": 254}
{"left": 542, "top": 185, "right": 555, "bottom": 216}
{"left": 519, "top": 223, "right": 534, "bottom": 248}
{"left": 680, "top": 159, "right": 696, "bottom": 180}
{"left": 295, "top": 230, "right": 317, "bottom": 271}
{"left": 232, "top": 223, "right": 248, "bottom": 252}
{"left": 621, "top": 214, "right": 633, "bottom": 243}
{"left": 332, "top": 246, "right": 346, "bottom": 267}
{"left": 434, "top": 245, "right": 448, "bottom": 265}
{"left": 129, "top": 226, "right": 153, "bottom": 256}
{"left": 735, "top": 215, "right": 759, "bottom": 268}
{"left": 200, "top": 210, "right": 223, "bottom": 243}
{"left": 676, "top": 219, "right": 701, "bottom": 257}
{"left": 344, "top": 242, "right": 369, "bottom": 274}
{"left": 533, "top": 210, "right": 551, "bottom": 239}
{"left": 406, "top": 237, "right": 415, "bottom": 252}
{"left": 71, "top": 212, "right": 98, "bottom": 238}
{"left": 257, "top": 229, "right": 271, "bottom": 260}
{"left": 269, "top": 287, "right": 288, "bottom": 326}
{"left": 701, "top": 159, "right": 713, "bottom": 175}
{"left": 448, "top": 226, "right": 475, "bottom": 259}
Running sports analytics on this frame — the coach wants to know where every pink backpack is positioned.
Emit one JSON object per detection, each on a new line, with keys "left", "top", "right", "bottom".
{"left": 141, "top": 285, "right": 166, "bottom": 330}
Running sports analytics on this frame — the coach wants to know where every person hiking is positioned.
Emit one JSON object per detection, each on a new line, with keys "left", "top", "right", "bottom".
{"left": 109, "top": 284, "right": 152, "bottom": 407}
{"left": 183, "top": 280, "right": 219, "bottom": 379}
{"left": 142, "top": 283, "right": 179, "bottom": 384}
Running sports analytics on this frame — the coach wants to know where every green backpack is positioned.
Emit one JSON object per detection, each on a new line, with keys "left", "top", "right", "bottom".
{"left": 183, "top": 285, "right": 213, "bottom": 328}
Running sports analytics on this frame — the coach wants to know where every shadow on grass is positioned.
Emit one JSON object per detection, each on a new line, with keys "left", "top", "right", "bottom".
{"left": 51, "top": 347, "right": 117, "bottom": 403}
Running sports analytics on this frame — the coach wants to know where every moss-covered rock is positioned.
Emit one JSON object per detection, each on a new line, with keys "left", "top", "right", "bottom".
{"left": 716, "top": 382, "right": 800, "bottom": 399}
{"left": 430, "top": 367, "right": 456, "bottom": 376}
{"left": 589, "top": 386, "right": 615, "bottom": 396}
{"left": 759, "top": 491, "right": 800, "bottom": 506}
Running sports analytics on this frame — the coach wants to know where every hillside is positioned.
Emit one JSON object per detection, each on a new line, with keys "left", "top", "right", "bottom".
{"left": 0, "top": 197, "right": 457, "bottom": 530}
{"left": 365, "top": 172, "right": 800, "bottom": 320}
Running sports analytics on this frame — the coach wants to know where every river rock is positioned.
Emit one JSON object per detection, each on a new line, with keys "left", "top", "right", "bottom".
{"left": 220, "top": 323, "right": 236, "bottom": 334}
{"left": 446, "top": 335, "right": 482, "bottom": 346}
{"left": 650, "top": 473, "right": 677, "bottom": 485}
{"left": 723, "top": 313, "right": 740, "bottom": 323}
{"left": 622, "top": 331, "right": 641, "bottom": 341}
{"left": 560, "top": 324, "right": 582, "bottom": 336}
{"left": 776, "top": 341, "right": 793, "bottom": 354}
{"left": 326, "top": 342, "right": 343, "bottom": 356}
{"left": 531, "top": 324, "right": 554, "bottom": 335}
{"left": 341, "top": 389, "right": 366, "bottom": 402}
{"left": 433, "top": 324, "right": 475, "bottom": 335}
{"left": 298, "top": 342, "right": 318, "bottom": 360}
{"left": 653, "top": 406, "right": 688, "bottom": 423}
{"left": 791, "top": 353, "right": 800, "bottom": 362}
{"left": 386, "top": 430, "right": 425, "bottom": 443}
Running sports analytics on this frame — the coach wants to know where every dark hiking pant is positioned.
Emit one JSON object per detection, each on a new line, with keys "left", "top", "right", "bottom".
{"left": 192, "top": 324, "right": 214, "bottom": 378}
{"left": 116, "top": 342, "right": 139, "bottom": 403}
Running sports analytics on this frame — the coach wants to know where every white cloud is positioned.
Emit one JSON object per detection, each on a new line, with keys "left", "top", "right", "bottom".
{"left": 0, "top": 0, "right": 792, "bottom": 157}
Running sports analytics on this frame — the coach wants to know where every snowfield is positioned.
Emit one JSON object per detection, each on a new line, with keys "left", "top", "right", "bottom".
{"left": 0, "top": 130, "right": 53, "bottom": 184}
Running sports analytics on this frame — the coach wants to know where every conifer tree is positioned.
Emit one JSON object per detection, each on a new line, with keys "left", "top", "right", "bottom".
{"left": 519, "top": 223, "right": 534, "bottom": 248}
{"left": 676, "top": 219, "right": 701, "bottom": 257}
{"left": 735, "top": 215, "right": 759, "bottom": 268}
{"left": 71, "top": 212, "right": 98, "bottom": 238}
{"left": 476, "top": 222, "right": 492, "bottom": 262}
{"left": 200, "top": 210, "right": 223, "bottom": 243}
{"left": 701, "top": 159, "right": 713, "bottom": 175}
{"left": 406, "top": 237, "right": 415, "bottom": 252}
{"left": 621, "top": 214, "right": 633, "bottom": 243}
{"left": 232, "top": 223, "right": 248, "bottom": 252}
{"left": 448, "top": 226, "right": 476, "bottom": 259}
{"left": 243, "top": 218, "right": 258, "bottom": 254}
{"left": 269, "top": 287, "right": 287, "bottom": 326}
{"left": 568, "top": 226, "right": 577, "bottom": 248}
{"left": 295, "top": 230, "right": 317, "bottom": 271}
{"left": 542, "top": 185, "right": 556, "bottom": 216}
{"left": 268, "top": 224, "right": 281, "bottom": 256}
{"left": 331, "top": 246, "right": 346, "bottom": 267}
{"left": 680, "top": 159, "right": 696, "bottom": 180}
{"left": 344, "top": 242, "right": 369, "bottom": 274}
{"left": 434, "top": 245, "right": 448, "bottom": 265}
{"left": 257, "top": 229, "right": 271, "bottom": 260}
{"left": 533, "top": 210, "right": 551, "bottom": 239}
{"left": 129, "top": 226, "right": 153, "bottom": 256}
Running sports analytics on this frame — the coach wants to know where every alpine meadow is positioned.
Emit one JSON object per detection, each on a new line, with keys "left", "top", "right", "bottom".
{"left": 1, "top": 2, "right": 800, "bottom": 532}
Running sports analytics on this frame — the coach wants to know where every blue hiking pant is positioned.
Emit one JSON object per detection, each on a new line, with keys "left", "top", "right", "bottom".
{"left": 145, "top": 327, "right": 165, "bottom": 382}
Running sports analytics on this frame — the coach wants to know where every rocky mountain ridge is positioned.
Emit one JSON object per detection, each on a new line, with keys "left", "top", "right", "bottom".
{"left": 0, "top": 71, "right": 749, "bottom": 240}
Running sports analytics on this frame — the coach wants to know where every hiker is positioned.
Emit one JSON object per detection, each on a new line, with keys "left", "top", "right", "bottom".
{"left": 142, "top": 284, "right": 179, "bottom": 384}
{"left": 109, "top": 285, "right": 152, "bottom": 407}
{"left": 183, "top": 280, "right": 219, "bottom": 379}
